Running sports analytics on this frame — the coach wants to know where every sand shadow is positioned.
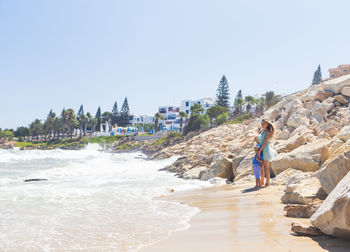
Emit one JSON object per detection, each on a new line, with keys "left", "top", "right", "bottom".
{"left": 241, "top": 187, "right": 262, "bottom": 193}
{"left": 309, "top": 236, "right": 350, "bottom": 252}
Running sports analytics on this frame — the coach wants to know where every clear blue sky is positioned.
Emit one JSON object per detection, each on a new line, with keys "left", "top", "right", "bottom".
{"left": 1, "top": 0, "right": 350, "bottom": 129}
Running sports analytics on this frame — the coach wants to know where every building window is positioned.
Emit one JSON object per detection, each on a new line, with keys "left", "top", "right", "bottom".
{"left": 186, "top": 101, "right": 189, "bottom": 106}
{"left": 197, "top": 101, "right": 200, "bottom": 104}
{"left": 159, "top": 108, "right": 166, "bottom": 113}
{"left": 344, "top": 70, "right": 348, "bottom": 72}
{"left": 186, "top": 110, "right": 189, "bottom": 114}
{"left": 206, "top": 103, "right": 209, "bottom": 108}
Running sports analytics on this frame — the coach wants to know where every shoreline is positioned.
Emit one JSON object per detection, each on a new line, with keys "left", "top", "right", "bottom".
{"left": 141, "top": 183, "right": 350, "bottom": 252}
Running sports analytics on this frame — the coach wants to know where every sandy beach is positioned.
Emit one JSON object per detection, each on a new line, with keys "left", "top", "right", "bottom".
{"left": 141, "top": 183, "right": 350, "bottom": 252}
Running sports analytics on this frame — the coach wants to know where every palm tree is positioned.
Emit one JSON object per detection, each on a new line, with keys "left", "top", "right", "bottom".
{"left": 190, "top": 103, "right": 205, "bottom": 115}
{"left": 65, "top": 109, "right": 76, "bottom": 138}
{"left": 154, "top": 112, "right": 165, "bottom": 132}
{"left": 44, "top": 109, "right": 56, "bottom": 140}
{"left": 102, "top": 111, "right": 112, "bottom": 132}
{"left": 29, "top": 119, "right": 43, "bottom": 140}
{"left": 77, "top": 105, "right": 85, "bottom": 137}
{"left": 91, "top": 118, "right": 98, "bottom": 134}
{"left": 255, "top": 96, "right": 266, "bottom": 116}
{"left": 43, "top": 120, "right": 49, "bottom": 141}
{"left": 263, "top": 91, "right": 281, "bottom": 108}
{"left": 80, "top": 114, "right": 88, "bottom": 136}
{"left": 244, "top": 96, "right": 255, "bottom": 115}
{"left": 53, "top": 117, "right": 62, "bottom": 139}
{"left": 61, "top": 108, "right": 69, "bottom": 138}
{"left": 179, "top": 111, "right": 188, "bottom": 131}
{"left": 86, "top": 112, "right": 92, "bottom": 135}
{"left": 234, "top": 97, "right": 245, "bottom": 115}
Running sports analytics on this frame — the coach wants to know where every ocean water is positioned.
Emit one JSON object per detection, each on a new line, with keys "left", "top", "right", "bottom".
{"left": 0, "top": 144, "right": 208, "bottom": 252}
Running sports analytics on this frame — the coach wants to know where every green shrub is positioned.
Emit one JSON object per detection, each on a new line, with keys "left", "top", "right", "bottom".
{"left": 183, "top": 114, "right": 209, "bottom": 135}
{"left": 229, "top": 113, "right": 251, "bottom": 124}
{"left": 215, "top": 112, "right": 229, "bottom": 125}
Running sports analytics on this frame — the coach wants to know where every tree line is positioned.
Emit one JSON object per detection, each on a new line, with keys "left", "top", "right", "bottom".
{"left": 183, "top": 75, "right": 282, "bottom": 135}
{"left": 11, "top": 97, "right": 130, "bottom": 141}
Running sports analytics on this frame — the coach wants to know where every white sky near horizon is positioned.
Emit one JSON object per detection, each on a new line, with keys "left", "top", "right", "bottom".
{"left": 1, "top": 0, "right": 350, "bottom": 129}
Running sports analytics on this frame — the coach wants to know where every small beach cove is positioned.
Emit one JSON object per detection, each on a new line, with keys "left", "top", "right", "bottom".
{"left": 142, "top": 183, "right": 350, "bottom": 252}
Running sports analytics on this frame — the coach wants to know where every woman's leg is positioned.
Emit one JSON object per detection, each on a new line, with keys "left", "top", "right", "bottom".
{"left": 264, "top": 161, "right": 270, "bottom": 186}
{"left": 260, "top": 164, "right": 265, "bottom": 186}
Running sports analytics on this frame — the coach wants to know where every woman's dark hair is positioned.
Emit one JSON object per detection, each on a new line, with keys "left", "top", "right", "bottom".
{"left": 262, "top": 119, "right": 275, "bottom": 139}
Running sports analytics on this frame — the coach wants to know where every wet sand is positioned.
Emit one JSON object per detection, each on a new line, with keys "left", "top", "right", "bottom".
{"left": 141, "top": 183, "right": 350, "bottom": 252}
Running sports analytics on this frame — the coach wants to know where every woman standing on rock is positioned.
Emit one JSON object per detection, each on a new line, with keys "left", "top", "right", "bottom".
{"left": 257, "top": 119, "right": 277, "bottom": 186}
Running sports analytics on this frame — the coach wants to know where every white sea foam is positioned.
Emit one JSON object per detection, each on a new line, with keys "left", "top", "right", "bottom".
{"left": 0, "top": 144, "right": 209, "bottom": 251}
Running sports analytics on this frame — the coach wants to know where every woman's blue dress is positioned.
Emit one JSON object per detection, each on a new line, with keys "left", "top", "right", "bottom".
{"left": 258, "top": 131, "right": 277, "bottom": 161}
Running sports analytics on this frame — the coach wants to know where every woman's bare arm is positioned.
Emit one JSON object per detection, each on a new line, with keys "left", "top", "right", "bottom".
{"left": 254, "top": 136, "right": 259, "bottom": 144}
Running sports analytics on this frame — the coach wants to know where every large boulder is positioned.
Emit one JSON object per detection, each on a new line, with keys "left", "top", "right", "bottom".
{"left": 285, "top": 98, "right": 303, "bottom": 115}
{"left": 341, "top": 86, "right": 350, "bottom": 97}
{"left": 276, "top": 128, "right": 290, "bottom": 140}
{"left": 334, "top": 94, "right": 350, "bottom": 105}
{"left": 291, "top": 223, "right": 324, "bottom": 236}
{"left": 272, "top": 168, "right": 315, "bottom": 186}
{"left": 183, "top": 166, "right": 208, "bottom": 180}
{"left": 312, "top": 100, "right": 333, "bottom": 115}
{"left": 271, "top": 139, "right": 330, "bottom": 175}
{"left": 317, "top": 141, "right": 350, "bottom": 194}
{"left": 315, "top": 89, "right": 334, "bottom": 101}
{"left": 323, "top": 74, "right": 350, "bottom": 94}
{"left": 281, "top": 177, "right": 326, "bottom": 204}
{"left": 315, "top": 121, "right": 340, "bottom": 137}
{"left": 300, "top": 85, "right": 322, "bottom": 102}
{"left": 311, "top": 171, "right": 350, "bottom": 238}
{"left": 286, "top": 108, "right": 311, "bottom": 128}
{"left": 273, "top": 134, "right": 307, "bottom": 153}
{"left": 336, "top": 125, "right": 350, "bottom": 142}
{"left": 285, "top": 199, "right": 323, "bottom": 218}
{"left": 200, "top": 157, "right": 233, "bottom": 181}
{"left": 233, "top": 153, "right": 255, "bottom": 181}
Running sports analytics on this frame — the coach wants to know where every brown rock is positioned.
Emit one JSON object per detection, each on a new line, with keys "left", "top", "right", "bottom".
{"left": 281, "top": 177, "right": 324, "bottom": 204}
{"left": 271, "top": 139, "right": 331, "bottom": 175}
{"left": 291, "top": 223, "right": 324, "bottom": 236}
{"left": 317, "top": 140, "right": 350, "bottom": 194}
{"left": 311, "top": 170, "right": 350, "bottom": 238}
{"left": 315, "top": 89, "right": 333, "bottom": 101}
{"left": 284, "top": 199, "right": 322, "bottom": 218}
{"left": 334, "top": 94, "right": 349, "bottom": 105}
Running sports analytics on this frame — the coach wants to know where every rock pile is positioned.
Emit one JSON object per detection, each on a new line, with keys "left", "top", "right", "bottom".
{"left": 152, "top": 74, "right": 350, "bottom": 239}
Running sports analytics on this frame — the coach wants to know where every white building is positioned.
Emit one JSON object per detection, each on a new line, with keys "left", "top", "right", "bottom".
{"left": 158, "top": 106, "right": 181, "bottom": 130}
{"left": 129, "top": 114, "right": 155, "bottom": 126}
{"left": 181, "top": 97, "right": 215, "bottom": 115}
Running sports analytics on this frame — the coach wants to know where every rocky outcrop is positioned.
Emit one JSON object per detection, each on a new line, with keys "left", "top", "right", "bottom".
{"left": 336, "top": 125, "right": 350, "bottom": 142}
{"left": 323, "top": 74, "right": 350, "bottom": 94}
{"left": 183, "top": 166, "right": 208, "bottom": 180}
{"left": 291, "top": 223, "right": 324, "bottom": 236}
{"left": 152, "top": 74, "right": 350, "bottom": 189}
{"left": 317, "top": 140, "right": 350, "bottom": 194}
{"left": 273, "top": 134, "right": 306, "bottom": 153}
{"left": 341, "top": 86, "right": 350, "bottom": 97}
{"left": 200, "top": 157, "right": 233, "bottom": 181}
{"left": 272, "top": 168, "right": 314, "bottom": 186}
{"left": 281, "top": 177, "right": 326, "bottom": 204}
{"left": 284, "top": 199, "right": 322, "bottom": 218}
{"left": 0, "top": 141, "right": 15, "bottom": 149}
{"left": 311, "top": 171, "right": 350, "bottom": 238}
{"left": 271, "top": 139, "right": 330, "bottom": 175}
